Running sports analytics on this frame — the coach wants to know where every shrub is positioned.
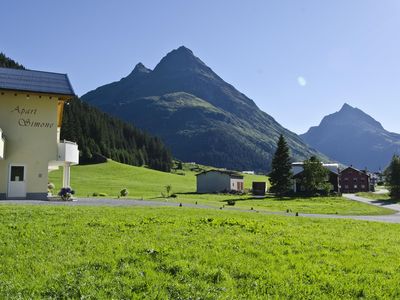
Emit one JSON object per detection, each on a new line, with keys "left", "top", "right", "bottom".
{"left": 92, "top": 192, "right": 99, "bottom": 197}
{"left": 99, "top": 193, "right": 108, "bottom": 197}
{"left": 165, "top": 185, "right": 172, "bottom": 197}
{"left": 47, "top": 182, "right": 55, "bottom": 191}
{"left": 58, "top": 187, "right": 75, "bottom": 201}
{"left": 227, "top": 200, "right": 236, "bottom": 206}
{"left": 120, "top": 188, "right": 129, "bottom": 197}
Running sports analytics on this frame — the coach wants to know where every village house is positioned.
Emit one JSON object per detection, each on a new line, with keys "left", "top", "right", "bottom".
{"left": 339, "top": 166, "right": 371, "bottom": 193}
{"left": 293, "top": 169, "right": 339, "bottom": 193}
{"left": 196, "top": 170, "right": 244, "bottom": 193}
{"left": 0, "top": 67, "right": 78, "bottom": 199}
{"left": 291, "top": 162, "right": 340, "bottom": 193}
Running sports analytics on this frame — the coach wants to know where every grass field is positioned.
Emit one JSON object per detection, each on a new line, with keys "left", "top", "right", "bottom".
{"left": 356, "top": 192, "right": 391, "bottom": 201}
{"left": 0, "top": 205, "right": 399, "bottom": 299}
{"left": 48, "top": 161, "right": 394, "bottom": 215}
{"left": 356, "top": 192, "right": 400, "bottom": 204}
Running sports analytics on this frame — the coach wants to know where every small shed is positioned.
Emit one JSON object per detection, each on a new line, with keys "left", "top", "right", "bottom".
{"left": 196, "top": 170, "right": 244, "bottom": 193}
{"left": 252, "top": 182, "right": 266, "bottom": 196}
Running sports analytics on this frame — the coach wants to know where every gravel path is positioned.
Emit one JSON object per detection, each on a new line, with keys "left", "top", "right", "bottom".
{"left": 2, "top": 196, "right": 400, "bottom": 224}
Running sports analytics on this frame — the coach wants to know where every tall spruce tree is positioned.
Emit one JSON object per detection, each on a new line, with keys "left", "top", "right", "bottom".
{"left": 269, "top": 134, "right": 293, "bottom": 195}
{"left": 386, "top": 155, "right": 400, "bottom": 199}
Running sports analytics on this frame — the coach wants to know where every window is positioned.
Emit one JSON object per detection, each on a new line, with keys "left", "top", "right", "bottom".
{"left": 10, "top": 166, "right": 24, "bottom": 182}
{"left": 354, "top": 185, "right": 358, "bottom": 189}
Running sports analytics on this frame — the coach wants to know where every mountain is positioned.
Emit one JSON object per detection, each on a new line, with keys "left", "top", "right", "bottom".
{"left": 1, "top": 53, "right": 173, "bottom": 172}
{"left": 301, "top": 103, "right": 400, "bottom": 171}
{"left": 82, "top": 46, "right": 325, "bottom": 172}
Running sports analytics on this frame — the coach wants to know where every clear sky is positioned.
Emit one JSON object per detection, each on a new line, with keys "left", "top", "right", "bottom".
{"left": 2, "top": 0, "right": 400, "bottom": 134}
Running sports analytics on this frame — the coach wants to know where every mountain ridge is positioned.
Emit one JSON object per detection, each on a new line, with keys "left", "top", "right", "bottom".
{"left": 301, "top": 103, "right": 400, "bottom": 170}
{"left": 82, "top": 46, "right": 328, "bottom": 171}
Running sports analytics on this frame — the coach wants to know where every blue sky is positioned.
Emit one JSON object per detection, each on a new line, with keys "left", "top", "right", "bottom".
{"left": 2, "top": 0, "right": 400, "bottom": 134}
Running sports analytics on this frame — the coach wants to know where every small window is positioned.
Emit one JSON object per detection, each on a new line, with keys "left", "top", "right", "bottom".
{"left": 354, "top": 185, "right": 358, "bottom": 189}
{"left": 345, "top": 185, "right": 349, "bottom": 189}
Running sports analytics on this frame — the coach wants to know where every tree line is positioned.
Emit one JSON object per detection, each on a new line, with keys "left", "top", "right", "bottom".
{"left": 61, "top": 98, "right": 173, "bottom": 172}
{"left": 0, "top": 53, "right": 25, "bottom": 69}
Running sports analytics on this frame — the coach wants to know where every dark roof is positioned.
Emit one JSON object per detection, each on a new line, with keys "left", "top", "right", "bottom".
{"left": 340, "top": 166, "right": 369, "bottom": 175}
{"left": 0, "top": 67, "right": 75, "bottom": 96}
{"left": 293, "top": 169, "right": 339, "bottom": 179}
{"left": 196, "top": 169, "right": 243, "bottom": 178}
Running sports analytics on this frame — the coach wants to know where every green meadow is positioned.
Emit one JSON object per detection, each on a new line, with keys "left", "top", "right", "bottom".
{"left": 49, "top": 160, "right": 394, "bottom": 216}
{"left": 356, "top": 192, "right": 395, "bottom": 201}
{"left": 0, "top": 205, "right": 399, "bottom": 299}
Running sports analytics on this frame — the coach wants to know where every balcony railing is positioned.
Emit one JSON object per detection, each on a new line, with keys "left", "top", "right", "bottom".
{"left": 57, "top": 140, "right": 79, "bottom": 164}
{"left": 0, "top": 128, "right": 4, "bottom": 160}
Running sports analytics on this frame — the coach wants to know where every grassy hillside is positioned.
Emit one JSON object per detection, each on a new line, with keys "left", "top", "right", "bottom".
{"left": 49, "top": 160, "right": 267, "bottom": 198}
{"left": 0, "top": 205, "right": 399, "bottom": 299}
{"left": 48, "top": 161, "right": 394, "bottom": 215}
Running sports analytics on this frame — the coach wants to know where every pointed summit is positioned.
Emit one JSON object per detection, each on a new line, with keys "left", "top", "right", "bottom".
{"left": 301, "top": 103, "right": 397, "bottom": 170}
{"left": 340, "top": 103, "right": 354, "bottom": 111}
{"left": 127, "top": 62, "right": 151, "bottom": 78}
{"left": 175, "top": 45, "right": 194, "bottom": 55}
{"left": 153, "top": 46, "right": 209, "bottom": 74}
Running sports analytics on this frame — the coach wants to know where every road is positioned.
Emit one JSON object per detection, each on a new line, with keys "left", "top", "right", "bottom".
{"left": 1, "top": 195, "right": 400, "bottom": 224}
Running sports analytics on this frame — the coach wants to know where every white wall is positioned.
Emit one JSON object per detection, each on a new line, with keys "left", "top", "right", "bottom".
{"left": 230, "top": 178, "right": 244, "bottom": 192}
{"left": 197, "top": 172, "right": 231, "bottom": 193}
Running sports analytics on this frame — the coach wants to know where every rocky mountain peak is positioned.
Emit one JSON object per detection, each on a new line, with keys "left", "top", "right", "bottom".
{"left": 127, "top": 62, "right": 151, "bottom": 78}
{"left": 153, "top": 46, "right": 209, "bottom": 74}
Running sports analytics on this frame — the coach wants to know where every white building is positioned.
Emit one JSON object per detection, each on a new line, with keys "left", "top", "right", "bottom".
{"left": 0, "top": 67, "right": 78, "bottom": 199}
{"left": 196, "top": 170, "right": 244, "bottom": 193}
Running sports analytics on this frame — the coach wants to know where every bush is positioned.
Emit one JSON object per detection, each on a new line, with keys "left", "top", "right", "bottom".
{"left": 227, "top": 200, "right": 236, "bottom": 206}
{"left": 92, "top": 192, "right": 99, "bottom": 197}
{"left": 58, "top": 187, "right": 75, "bottom": 201}
{"left": 120, "top": 188, "right": 129, "bottom": 197}
{"left": 99, "top": 193, "right": 108, "bottom": 197}
{"left": 47, "top": 182, "right": 55, "bottom": 191}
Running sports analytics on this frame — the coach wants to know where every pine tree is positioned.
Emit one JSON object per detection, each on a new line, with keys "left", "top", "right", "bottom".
{"left": 386, "top": 155, "right": 400, "bottom": 199}
{"left": 269, "top": 134, "right": 293, "bottom": 195}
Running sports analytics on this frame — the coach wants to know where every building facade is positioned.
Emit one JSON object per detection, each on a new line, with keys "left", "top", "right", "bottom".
{"left": 0, "top": 67, "right": 78, "bottom": 200}
{"left": 293, "top": 170, "right": 339, "bottom": 193}
{"left": 196, "top": 170, "right": 244, "bottom": 193}
{"left": 339, "top": 167, "right": 370, "bottom": 193}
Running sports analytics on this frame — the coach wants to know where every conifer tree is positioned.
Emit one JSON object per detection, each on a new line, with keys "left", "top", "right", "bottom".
{"left": 386, "top": 155, "right": 400, "bottom": 199}
{"left": 269, "top": 134, "right": 293, "bottom": 195}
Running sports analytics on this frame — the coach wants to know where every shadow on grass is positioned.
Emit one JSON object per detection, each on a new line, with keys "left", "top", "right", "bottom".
{"left": 221, "top": 195, "right": 319, "bottom": 203}
{"left": 371, "top": 199, "right": 400, "bottom": 205}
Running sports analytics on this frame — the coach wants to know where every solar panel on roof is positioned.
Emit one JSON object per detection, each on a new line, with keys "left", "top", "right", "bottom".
{"left": 0, "top": 67, "right": 75, "bottom": 96}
